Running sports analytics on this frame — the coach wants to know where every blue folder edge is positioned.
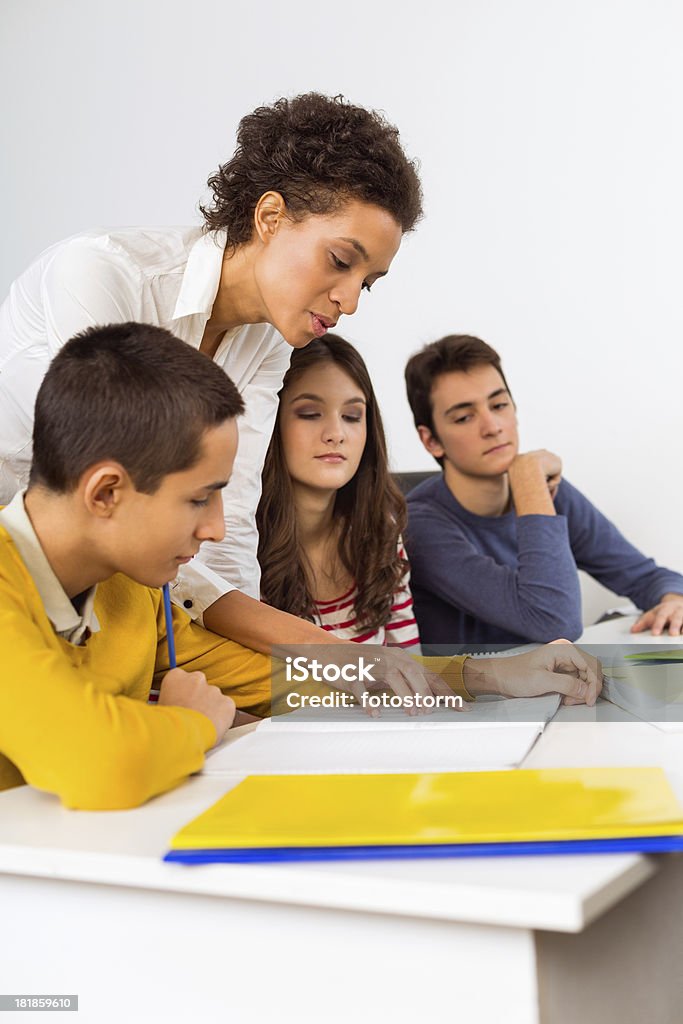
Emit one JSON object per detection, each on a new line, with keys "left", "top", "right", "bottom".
{"left": 164, "top": 835, "right": 683, "bottom": 864}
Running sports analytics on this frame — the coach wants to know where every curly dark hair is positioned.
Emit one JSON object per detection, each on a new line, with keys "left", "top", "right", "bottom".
{"left": 257, "top": 334, "right": 408, "bottom": 633}
{"left": 200, "top": 93, "right": 423, "bottom": 246}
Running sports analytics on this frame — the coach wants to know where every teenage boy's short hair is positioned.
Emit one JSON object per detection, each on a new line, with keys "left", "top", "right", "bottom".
{"left": 404, "top": 334, "right": 512, "bottom": 437}
{"left": 30, "top": 322, "right": 245, "bottom": 494}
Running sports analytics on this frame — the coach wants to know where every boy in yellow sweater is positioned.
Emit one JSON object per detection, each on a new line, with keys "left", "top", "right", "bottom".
{"left": 0, "top": 322, "right": 274, "bottom": 809}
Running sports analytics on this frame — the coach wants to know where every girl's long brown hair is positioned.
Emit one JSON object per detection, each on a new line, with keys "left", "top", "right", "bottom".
{"left": 257, "top": 335, "right": 408, "bottom": 632}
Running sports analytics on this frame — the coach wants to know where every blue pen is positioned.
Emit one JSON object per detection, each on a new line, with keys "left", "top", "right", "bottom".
{"left": 162, "top": 582, "right": 177, "bottom": 669}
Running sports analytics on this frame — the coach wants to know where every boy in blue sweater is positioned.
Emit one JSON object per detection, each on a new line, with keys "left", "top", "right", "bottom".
{"left": 404, "top": 335, "right": 683, "bottom": 648}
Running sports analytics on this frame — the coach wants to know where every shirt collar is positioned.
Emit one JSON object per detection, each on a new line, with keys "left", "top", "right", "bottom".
{"left": 171, "top": 229, "right": 227, "bottom": 332}
{"left": 0, "top": 492, "right": 100, "bottom": 645}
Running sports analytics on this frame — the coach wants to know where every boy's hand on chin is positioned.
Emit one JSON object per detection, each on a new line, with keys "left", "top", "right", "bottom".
{"left": 509, "top": 449, "right": 563, "bottom": 500}
{"left": 159, "top": 668, "right": 236, "bottom": 742}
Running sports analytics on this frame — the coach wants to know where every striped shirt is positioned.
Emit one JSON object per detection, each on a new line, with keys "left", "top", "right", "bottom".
{"left": 312, "top": 548, "right": 421, "bottom": 650}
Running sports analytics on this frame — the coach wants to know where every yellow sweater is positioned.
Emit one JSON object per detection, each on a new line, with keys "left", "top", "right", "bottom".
{"left": 0, "top": 526, "right": 272, "bottom": 810}
{"left": 0, "top": 526, "right": 471, "bottom": 812}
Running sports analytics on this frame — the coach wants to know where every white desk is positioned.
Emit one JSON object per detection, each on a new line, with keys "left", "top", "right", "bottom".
{"left": 579, "top": 613, "right": 683, "bottom": 645}
{"left": 2, "top": 616, "right": 682, "bottom": 1024}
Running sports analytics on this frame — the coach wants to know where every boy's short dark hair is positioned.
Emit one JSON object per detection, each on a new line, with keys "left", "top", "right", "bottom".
{"left": 30, "top": 322, "right": 245, "bottom": 494}
{"left": 404, "top": 334, "right": 512, "bottom": 439}
{"left": 200, "top": 92, "right": 423, "bottom": 246}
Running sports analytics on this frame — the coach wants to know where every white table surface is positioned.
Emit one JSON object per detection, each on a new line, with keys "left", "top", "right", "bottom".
{"left": 0, "top": 763, "right": 658, "bottom": 934}
{"left": 0, "top": 614, "right": 679, "bottom": 935}
{"left": 578, "top": 612, "right": 683, "bottom": 644}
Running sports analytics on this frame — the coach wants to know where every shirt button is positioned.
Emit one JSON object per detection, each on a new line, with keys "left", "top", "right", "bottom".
{"left": 183, "top": 600, "right": 193, "bottom": 609}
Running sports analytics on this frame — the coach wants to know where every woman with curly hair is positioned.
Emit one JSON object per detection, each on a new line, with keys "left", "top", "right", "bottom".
{"left": 258, "top": 334, "right": 420, "bottom": 649}
{"left": 0, "top": 92, "right": 426, "bottom": 673}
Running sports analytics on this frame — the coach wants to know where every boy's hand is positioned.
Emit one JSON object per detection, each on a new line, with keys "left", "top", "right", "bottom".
{"left": 631, "top": 594, "right": 683, "bottom": 636}
{"left": 159, "top": 668, "right": 235, "bottom": 742}
{"left": 464, "top": 641, "right": 603, "bottom": 706}
{"left": 508, "top": 449, "right": 563, "bottom": 507}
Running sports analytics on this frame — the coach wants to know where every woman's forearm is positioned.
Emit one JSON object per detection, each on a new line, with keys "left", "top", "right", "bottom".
{"left": 202, "top": 589, "right": 354, "bottom": 654}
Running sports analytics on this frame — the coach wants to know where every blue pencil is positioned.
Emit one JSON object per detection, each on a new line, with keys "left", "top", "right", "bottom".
{"left": 162, "top": 583, "right": 177, "bottom": 669}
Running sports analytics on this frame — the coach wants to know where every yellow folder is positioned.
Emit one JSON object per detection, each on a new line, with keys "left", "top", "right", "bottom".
{"left": 169, "top": 767, "right": 683, "bottom": 850}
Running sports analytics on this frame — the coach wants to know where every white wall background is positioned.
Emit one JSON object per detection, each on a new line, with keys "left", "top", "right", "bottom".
{"left": 2, "top": 0, "right": 682, "bottom": 621}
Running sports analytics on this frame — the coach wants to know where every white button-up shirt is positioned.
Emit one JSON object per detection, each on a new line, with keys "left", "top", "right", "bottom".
{"left": 0, "top": 227, "right": 292, "bottom": 616}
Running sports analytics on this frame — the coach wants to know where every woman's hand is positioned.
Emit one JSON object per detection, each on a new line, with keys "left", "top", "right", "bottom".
{"left": 273, "top": 643, "right": 469, "bottom": 717}
{"left": 363, "top": 646, "right": 470, "bottom": 716}
{"left": 463, "top": 641, "right": 603, "bottom": 706}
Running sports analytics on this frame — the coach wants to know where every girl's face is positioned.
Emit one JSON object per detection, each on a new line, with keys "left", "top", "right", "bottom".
{"left": 254, "top": 198, "right": 402, "bottom": 348}
{"left": 279, "top": 362, "right": 368, "bottom": 496}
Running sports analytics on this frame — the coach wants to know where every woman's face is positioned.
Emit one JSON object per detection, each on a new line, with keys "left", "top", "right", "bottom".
{"left": 254, "top": 198, "right": 402, "bottom": 348}
{"left": 279, "top": 362, "right": 368, "bottom": 496}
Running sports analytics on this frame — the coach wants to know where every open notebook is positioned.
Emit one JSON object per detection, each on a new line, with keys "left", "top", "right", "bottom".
{"left": 204, "top": 695, "right": 561, "bottom": 775}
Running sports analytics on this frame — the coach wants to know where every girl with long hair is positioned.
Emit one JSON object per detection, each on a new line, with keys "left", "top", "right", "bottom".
{"left": 258, "top": 334, "right": 419, "bottom": 648}
{"left": 257, "top": 334, "right": 606, "bottom": 710}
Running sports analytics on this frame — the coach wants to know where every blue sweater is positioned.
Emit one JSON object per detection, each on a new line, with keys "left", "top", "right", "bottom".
{"left": 405, "top": 475, "right": 683, "bottom": 648}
